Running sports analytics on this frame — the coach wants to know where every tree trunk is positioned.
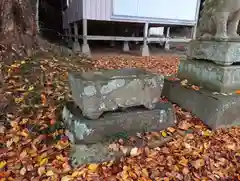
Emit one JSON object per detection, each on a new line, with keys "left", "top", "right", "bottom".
{"left": 0, "top": 0, "right": 38, "bottom": 64}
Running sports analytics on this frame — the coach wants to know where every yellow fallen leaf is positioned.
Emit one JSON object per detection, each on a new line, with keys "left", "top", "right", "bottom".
{"left": 28, "top": 85, "right": 34, "bottom": 91}
{"left": 20, "top": 118, "right": 29, "bottom": 124}
{"left": 72, "top": 170, "right": 86, "bottom": 177}
{"left": 14, "top": 97, "right": 24, "bottom": 104}
{"left": 142, "top": 168, "right": 149, "bottom": 177}
{"left": 10, "top": 63, "right": 20, "bottom": 68}
{"left": 202, "top": 130, "right": 212, "bottom": 137}
{"left": 55, "top": 140, "right": 70, "bottom": 150}
{"left": 179, "top": 157, "right": 188, "bottom": 166}
{"left": 0, "top": 161, "right": 7, "bottom": 169}
{"left": 19, "top": 129, "right": 29, "bottom": 137}
{"left": 88, "top": 163, "right": 99, "bottom": 172}
{"left": 39, "top": 157, "right": 48, "bottom": 166}
{"left": 56, "top": 154, "right": 67, "bottom": 162}
{"left": 161, "top": 131, "right": 167, "bottom": 137}
{"left": 16, "top": 87, "right": 26, "bottom": 92}
{"left": 12, "top": 136, "right": 20, "bottom": 143}
{"left": 20, "top": 60, "right": 26, "bottom": 64}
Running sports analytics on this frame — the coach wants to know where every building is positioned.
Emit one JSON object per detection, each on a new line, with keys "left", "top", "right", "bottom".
{"left": 62, "top": 0, "right": 201, "bottom": 56}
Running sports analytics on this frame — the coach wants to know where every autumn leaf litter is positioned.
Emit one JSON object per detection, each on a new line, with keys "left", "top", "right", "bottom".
{"left": 0, "top": 54, "right": 240, "bottom": 180}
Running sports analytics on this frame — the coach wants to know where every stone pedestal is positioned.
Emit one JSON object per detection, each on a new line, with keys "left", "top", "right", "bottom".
{"left": 187, "top": 40, "right": 240, "bottom": 65}
{"left": 68, "top": 68, "right": 164, "bottom": 119}
{"left": 178, "top": 58, "right": 240, "bottom": 93}
{"left": 163, "top": 39, "right": 240, "bottom": 129}
{"left": 162, "top": 79, "right": 240, "bottom": 129}
{"left": 62, "top": 101, "right": 175, "bottom": 144}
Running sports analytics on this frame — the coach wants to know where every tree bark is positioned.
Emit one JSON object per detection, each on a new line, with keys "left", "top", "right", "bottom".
{"left": 0, "top": 0, "right": 38, "bottom": 64}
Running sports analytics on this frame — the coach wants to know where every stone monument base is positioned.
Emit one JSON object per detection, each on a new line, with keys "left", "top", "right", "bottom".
{"left": 62, "top": 101, "right": 176, "bottom": 144}
{"left": 178, "top": 58, "right": 240, "bottom": 93}
{"left": 187, "top": 40, "right": 240, "bottom": 65}
{"left": 162, "top": 78, "right": 240, "bottom": 129}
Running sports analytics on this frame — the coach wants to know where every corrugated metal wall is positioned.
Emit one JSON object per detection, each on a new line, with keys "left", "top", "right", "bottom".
{"left": 83, "top": 0, "right": 112, "bottom": 20}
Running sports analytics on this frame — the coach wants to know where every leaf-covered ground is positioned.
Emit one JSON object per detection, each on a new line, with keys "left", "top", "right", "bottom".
{"left": 0, "top": 54, "right": 240, "bottom": 181}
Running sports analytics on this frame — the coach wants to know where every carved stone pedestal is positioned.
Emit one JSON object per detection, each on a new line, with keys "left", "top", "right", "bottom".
{"left": 162, "top": 79, "right": 240, "bottom": 129}
{"left": 187, "top": 40, "right": 240, "bottom": 65}
{"left": 163, "top": 38, "right": 240, "bottom": 129}
{"left": 62, "top": 101, "right": 175, "bottom": 144}
{"left": 68, "top": 68, "right": 164, "bottom": 119}
{"left": 178, "top": 58, "right": 240, "bottom": 93}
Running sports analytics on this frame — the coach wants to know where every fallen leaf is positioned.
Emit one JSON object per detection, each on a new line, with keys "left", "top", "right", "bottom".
{"left": 178, "top": 120, "right": 192, "bottom": 130}
{"left": 161, "top": 131, "right": 167, "bottom": 137}
{"left": 182, "top": 167, "right": 190, "bottom": 175}
{"left": 14, "top": 97, "right": 24, "bottom": 104}
{"left": 46, "top": 170, "right": 55, "bottom": 176}
{"left": 88, "top": 163, "right": 99, "bottom": 172}
{"left": 41, "top": 93, "right": 47, "bottom": 105}
{"left": 39, "top": 157, "right": 48, "bottom": 166}
{"left": 130, "top": 147, "right": 140, "bottom": 157}
{"left": 180, "top": 79, "right": 188, "bottom": 86}
{"left": 235, "top": 90, "right": 240, "bottom": 94}
{"left": 179, "top": 157, "right": 189, "bottom": 166}
{"left": 167, "top": 127, "right": 176, "bottom": 133}
{"left": 0, "top": 161, "right": 7, "bottom": 169}
{"left": 202, "top": 130, "right": 212, "bottom": 137}
{"left": 191, "top": 159, "right": 205, "bottom": 169}
{"left": 20, "top": 167, "right": 27, "bottom": 175}
{"left": 38, "top": 166, "right": 46, "bottom": 176}
{"left": 191, "top": 85, "right": 200, "bottom": 90}
{"left": 61, "top": 175, "right": 73, "bottom": 181}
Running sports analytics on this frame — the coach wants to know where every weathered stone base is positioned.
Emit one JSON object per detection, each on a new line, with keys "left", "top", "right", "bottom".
{"left": 62, "top": 101, "right": 176, "bottom": 144}
{"left": 178, "top": 58, "right": 240, "bottom": 93}
{"left": 162, "top": 79, "right": 240, "bottom": 129}
{"left": 68, "top": 69, "right": 164, "bottom": 119}
{"left": 187, "top": 40, "right": 240, "bottom": 65}
{"left": 70, "top": 141, "right": 121, "bottom": 167}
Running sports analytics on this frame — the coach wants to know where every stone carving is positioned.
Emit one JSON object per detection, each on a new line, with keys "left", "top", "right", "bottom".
{"left": 197, "top": 0, "right": 240, "bottom": 40}
{"left": 68, "top": 68, "right": 164, "bottom": 119}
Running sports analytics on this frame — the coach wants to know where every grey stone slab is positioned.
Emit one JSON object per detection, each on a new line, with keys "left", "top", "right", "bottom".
{"left": 62, "top": 101, "right": 176, "bottom": 144}
{"left": 70, "top": 141, "right": 121, "bottom": 167}
{"left": 187, "top": 40, "right": 240, "bottom": 65}
{"left": 68, "top": 68, "right": 164, "bottom": 119}
{"left": 162, "top": 78, "right": 240, "bottom": 129}
{"left": 178, "top": 58, "right": 240, "bottom": 93}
